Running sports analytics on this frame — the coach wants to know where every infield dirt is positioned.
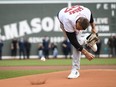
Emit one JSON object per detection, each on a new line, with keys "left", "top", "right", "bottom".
{"left": 0, "top": 65, "right": 116, "bottom": 87}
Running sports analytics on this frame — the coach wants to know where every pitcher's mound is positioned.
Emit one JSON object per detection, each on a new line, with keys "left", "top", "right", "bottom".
{"left": 0, "top": 69, "right": 116, "bottom": 87}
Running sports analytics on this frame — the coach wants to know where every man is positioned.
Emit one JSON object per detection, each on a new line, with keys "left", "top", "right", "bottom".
{"left": 25, "top": 39, "right": 31, "bottom": 59}
{"left": 18, "top": 38, "right": 26, "bottom": 59}
{"left": 57, "top": 5, "right": 98, "bottom": 79}
{"left": 0, "top": 38, "right": 3, "bottom": 60}
{"left": 42, "top": 36, "right": 50, "bottom": 59}
{"left": 11, "top": 38, "right": 18, "bottom": 58}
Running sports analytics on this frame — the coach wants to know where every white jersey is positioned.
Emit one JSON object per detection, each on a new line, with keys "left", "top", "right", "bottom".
{"left": 58, "top": 5, "right": 91, "bottom": 33}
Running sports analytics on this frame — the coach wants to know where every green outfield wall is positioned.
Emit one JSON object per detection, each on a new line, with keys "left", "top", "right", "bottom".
{"left": 0, "top": 1, "right": 115, "bottom": 58}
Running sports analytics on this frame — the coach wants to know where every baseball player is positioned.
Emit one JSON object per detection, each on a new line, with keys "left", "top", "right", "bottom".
{"left": 57, "top": 5, "right": 98, "bottom": 79}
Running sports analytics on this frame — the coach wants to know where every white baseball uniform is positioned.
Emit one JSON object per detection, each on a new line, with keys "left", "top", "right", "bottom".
{"left": 58, "top": 5, "right": 92, "bottom": 70}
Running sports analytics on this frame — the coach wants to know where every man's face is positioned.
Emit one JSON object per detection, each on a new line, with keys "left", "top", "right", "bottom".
{"left": 75, "top": 22, "right": 83, "bottom": 30}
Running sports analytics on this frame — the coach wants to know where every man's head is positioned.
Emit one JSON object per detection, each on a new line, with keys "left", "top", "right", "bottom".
{"left": 76, "top": 17, "right": 89, "bottom": 30}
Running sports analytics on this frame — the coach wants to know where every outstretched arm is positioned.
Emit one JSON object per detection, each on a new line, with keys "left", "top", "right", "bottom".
{"left": 66, "top": 31, "right": 94, "bottom": 61}
{"left": 60, "top": 22, "right": 94, "bottom": 61}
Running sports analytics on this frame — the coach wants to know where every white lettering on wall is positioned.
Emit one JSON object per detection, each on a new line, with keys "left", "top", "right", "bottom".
{"left": 96, "top": 4, "right": 101, "bottom": 9}
{"left": 96, "top": 25, "right": 109, "bottom": 32}
{"left": 19, "top": 20, "right": 32, "bottom": 36}
{"left": 54, "top": 17, "right": 61, "bottom": 32}
{"left": 31, "top": 18, "right": 42, "bottom": 33}
{"left": 111, "top": 10, "right": 115, "bottom": 16}
{"left": 104, "top": 4, "right": 108, "bottom": 10}
{"left": 96, "top": 3, "right": 116, "bottom": 10}
{"left": 4, "top": 23, "right": 18, "bottom": 39}
{"left": 29, "top": 36, "right": 65, "bottom": 43}
{"left": 96, "top": 3, "right": 116, "bottom": 16}
{"left": 42, "top": 17, "right": 53, "bottom": 32}
{"left": 94, "top": 18, "right": 108, "bottom": 24}
{"left": 0, "top": 16, "right": 61, "bottom": 40}
{"left": 111, "top": 4, "right": 116, "bottom": 9}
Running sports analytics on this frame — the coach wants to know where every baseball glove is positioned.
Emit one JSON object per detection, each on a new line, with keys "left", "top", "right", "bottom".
{"left": 86, "top": 33, "right": 99, "bottom": 47}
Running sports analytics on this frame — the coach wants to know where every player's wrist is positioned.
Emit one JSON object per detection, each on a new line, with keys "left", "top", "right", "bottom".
{"left": 81, "top": 49, "right": 88, "bottom": 55}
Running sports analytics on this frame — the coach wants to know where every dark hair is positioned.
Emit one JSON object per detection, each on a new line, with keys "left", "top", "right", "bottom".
{"left": 77, "top": 17, "right": 89, "bottom": 30}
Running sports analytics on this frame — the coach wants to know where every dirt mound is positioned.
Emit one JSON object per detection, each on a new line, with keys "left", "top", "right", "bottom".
{"left": 0, "top": 69, "right": 116, "bottom": 87}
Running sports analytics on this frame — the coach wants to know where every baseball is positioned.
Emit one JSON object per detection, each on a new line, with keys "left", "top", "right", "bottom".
{"left": 40, "top": 57, "right": 46, "bottom": 61}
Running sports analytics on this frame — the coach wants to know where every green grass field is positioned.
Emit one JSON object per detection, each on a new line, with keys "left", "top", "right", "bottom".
{"left": 0, "top": 58, "right": 116, "bottom": 79}
{"left": 0, "top": 58, "right": 116, "bottom": 66}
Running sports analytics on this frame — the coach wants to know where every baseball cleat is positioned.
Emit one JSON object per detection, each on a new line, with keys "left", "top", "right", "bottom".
{"left": 68, "top": 69, "right": 80, "bottom": 79}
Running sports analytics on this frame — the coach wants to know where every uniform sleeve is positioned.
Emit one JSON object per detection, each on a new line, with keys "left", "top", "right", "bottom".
{"left": 66, "top": 31, "right": 83, "bottom": 51}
